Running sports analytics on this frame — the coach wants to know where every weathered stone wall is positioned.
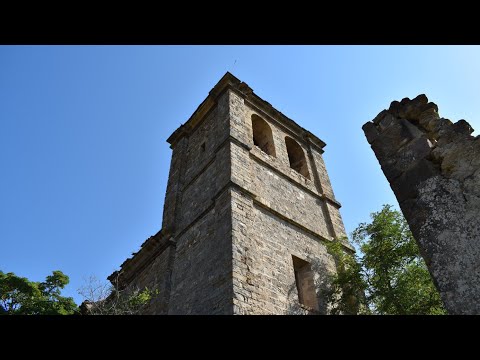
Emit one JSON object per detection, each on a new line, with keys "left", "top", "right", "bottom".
{"left": 231, "top": 187, "right": 336, "bottom": 314}
{"left": 363, "top": 95, "right": 480, "bottom": 314}
{"left": 250, "top": 156, "right": 331, "bottom": 239}
{"left": 110, "top": 72, "right": 351, "bottom": 314}
{"left": 168, "top": 189, "right": 233, "bottom": 314}
{"left": 165, "top": 89, "right": 234, "bottom": 314}
{"left": 229, "top": 89, "right": 351, "bottom": 314}
{"left": 230, "top": 94, "right": 347, "bottom": 241}
{"left": 112, "top": 89, "right": 234, "bottom": 315}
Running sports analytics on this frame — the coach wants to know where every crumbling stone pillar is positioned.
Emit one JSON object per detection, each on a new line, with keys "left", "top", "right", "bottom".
{"left": 362, "top": 95, "right": 480, "bottom": 314}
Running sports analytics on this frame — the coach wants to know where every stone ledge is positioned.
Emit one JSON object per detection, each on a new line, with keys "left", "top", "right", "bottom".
{"left": 228, "top": 182, "right": 355, "bottom": 252}
{"left": 249, "top": 149, "right": 342, "bottom": 209}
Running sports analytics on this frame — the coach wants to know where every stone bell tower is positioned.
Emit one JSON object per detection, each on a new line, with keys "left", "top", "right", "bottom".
{"left": 109, "top": 72, "right": 353, "bottom": 314}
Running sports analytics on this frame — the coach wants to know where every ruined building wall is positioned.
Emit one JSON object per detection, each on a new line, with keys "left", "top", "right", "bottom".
{"left": 109, "top": 73, "right": 352, "bottom": 314}
{"left": 363, "top": 95, "right": 480, "bottom": 314}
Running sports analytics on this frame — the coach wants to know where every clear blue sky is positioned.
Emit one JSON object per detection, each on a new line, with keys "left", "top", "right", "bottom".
{"left": 1, "top": 46, "right": 479, "bottom": 305}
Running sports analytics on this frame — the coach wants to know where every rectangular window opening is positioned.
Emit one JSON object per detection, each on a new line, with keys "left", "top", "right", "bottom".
{"left": 292, "top": 255, "right": 319, "bottom": 311}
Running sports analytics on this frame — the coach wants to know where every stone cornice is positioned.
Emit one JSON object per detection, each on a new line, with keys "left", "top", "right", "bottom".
{"left": 166, "top": 72, "right": 327, "bottom": 153}
{"left": 230, "top": 181, "right": 355, "bottom": 252}
{"left": 249, "top": 149, "right": 342, "bottom": 209}
{"left": 241, "top": 94, "right": 326, "bottom": 153}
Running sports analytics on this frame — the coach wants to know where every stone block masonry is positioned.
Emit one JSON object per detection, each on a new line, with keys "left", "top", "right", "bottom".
{"left": 108, "top": 72, "right": 353, "bottom": 314}
{"left": 363, "top": 95, "right": 480, "bottom": 314}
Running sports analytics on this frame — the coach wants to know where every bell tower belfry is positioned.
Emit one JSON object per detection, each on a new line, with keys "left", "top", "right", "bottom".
{"left": 109, "top": 72, "right": 353, "bottom": 314}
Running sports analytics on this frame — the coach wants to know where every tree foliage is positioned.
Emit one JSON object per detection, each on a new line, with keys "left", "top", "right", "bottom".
{"left": 326, "top": 205, "right": 447, "bottom": 315}
{"left": 322, "top": 239, "right": 368, "bottom": 315}
{"left": 0, "top": 270, "right": 78, "bottom": 315}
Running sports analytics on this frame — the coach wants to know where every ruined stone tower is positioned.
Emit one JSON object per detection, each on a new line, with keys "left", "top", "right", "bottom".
{"left": 363, "top": 95, "right": 480, "bottom": 314}
{"left": 109, "top": 72, "right": 353, "bottom": 314}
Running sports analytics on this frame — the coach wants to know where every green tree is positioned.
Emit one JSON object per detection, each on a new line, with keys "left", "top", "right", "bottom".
{"left": 326, "top": 205, "right": 446, "bottom": 315}
{"left": 0, "top": 270, "right": 78, "bottom": 315}
{"left": 322, "top": 239, "right": 369, "bottom": 315}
